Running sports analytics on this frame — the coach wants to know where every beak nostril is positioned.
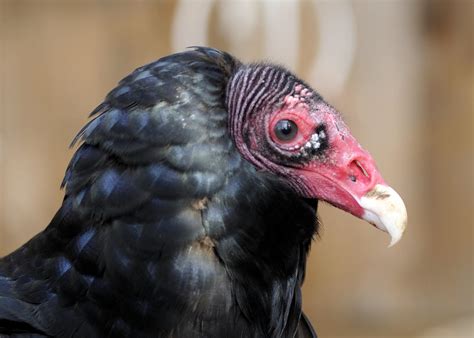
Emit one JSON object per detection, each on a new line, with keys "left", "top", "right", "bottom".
{"left": 348, "top": 159, "right": 371, "bottom": 182}
{"left": 355, "top": 160, "right": 369, "bottom": 178}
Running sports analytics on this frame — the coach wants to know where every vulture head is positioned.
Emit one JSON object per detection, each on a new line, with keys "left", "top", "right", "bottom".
{"left": 227, "top": 63, "right": 407, "bottom": 245}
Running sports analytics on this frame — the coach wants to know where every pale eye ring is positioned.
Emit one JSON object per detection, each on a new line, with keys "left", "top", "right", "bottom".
{"left": 274, "top": 119, "right": 298, "bottom": 141}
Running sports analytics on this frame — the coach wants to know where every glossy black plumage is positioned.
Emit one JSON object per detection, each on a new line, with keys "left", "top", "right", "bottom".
{"left": 0, "top": 48, "right": 318, "bottom": 337}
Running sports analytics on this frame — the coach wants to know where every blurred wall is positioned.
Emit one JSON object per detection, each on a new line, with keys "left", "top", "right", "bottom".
{"left": 0, "top": 1, "right": 472, "bottom": 337}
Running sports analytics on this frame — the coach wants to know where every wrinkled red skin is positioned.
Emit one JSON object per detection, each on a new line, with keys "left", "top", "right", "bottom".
{"left": 233, "top": 81, "right": 387, "bottom": 219}
{"left": 270, "top": 97, "right": 386, "bottom": 219}
{"left": 268, "top": 85, "right": 317, "bottom": 151}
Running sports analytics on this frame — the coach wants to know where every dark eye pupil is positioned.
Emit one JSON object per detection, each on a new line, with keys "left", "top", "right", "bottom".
{"left": 275, "top": 119, "right": 298, "bottom": 141}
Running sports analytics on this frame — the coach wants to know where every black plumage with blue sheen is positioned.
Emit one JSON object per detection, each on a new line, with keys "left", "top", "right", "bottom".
{"left": 0, "top": 48, "right": 318, "bottom": 337}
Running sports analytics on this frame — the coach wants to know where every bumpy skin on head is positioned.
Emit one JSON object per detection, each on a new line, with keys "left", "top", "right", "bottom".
{"left": 227, "top": 61, "right": 406, "bottom": 245}
{"left": 0, "top": 48, "right": 319, "bottom": 337}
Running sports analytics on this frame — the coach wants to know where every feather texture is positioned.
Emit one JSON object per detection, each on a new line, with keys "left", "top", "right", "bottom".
{"left": 0, "top": 48, "right": 317, "bottom": 337}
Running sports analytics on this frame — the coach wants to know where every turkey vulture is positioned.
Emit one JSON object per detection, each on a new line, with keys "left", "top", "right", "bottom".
{"left": 0, "top": 47, "right": 407, "bottom": 337}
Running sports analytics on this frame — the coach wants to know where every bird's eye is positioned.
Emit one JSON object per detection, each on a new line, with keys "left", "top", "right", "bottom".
{"left": 274, "top": 119, "right": 298, "bottom": 141}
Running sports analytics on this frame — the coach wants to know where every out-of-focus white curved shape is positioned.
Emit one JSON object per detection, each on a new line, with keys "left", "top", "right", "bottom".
{"left": 171, "top": 0, "right": 355, "bottom": 100}
{"left": 171, "top": 0, "right": 214, "bottom": 52}
{"left": 310, "top": 1, "right": 356, "bottom": 99}
{"left": 217, "top": 0, "right": 259, "bottom": 47}
{"left": 261, "top": 0, "right": 300, "bottom": 70}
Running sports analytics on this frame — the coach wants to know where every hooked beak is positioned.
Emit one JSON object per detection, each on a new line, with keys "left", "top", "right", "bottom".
{"left": 296, "top": 105, "right": 407, "bottom": 246}
{"left": 358, "top": 184, "right": 407, "bottom": 246}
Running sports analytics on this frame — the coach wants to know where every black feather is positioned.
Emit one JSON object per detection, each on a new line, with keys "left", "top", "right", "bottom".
{"left": 0, "top": 47, "right": 318, "bottom": 337}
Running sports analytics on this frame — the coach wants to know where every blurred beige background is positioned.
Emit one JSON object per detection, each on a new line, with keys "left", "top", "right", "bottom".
{"left": 0, "top": 1, "right": 472, "bottom": 337}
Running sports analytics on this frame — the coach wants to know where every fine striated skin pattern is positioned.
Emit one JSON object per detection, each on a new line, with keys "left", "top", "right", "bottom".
{"left": 0, "top": 48, "right": 319, "bottom": 337}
